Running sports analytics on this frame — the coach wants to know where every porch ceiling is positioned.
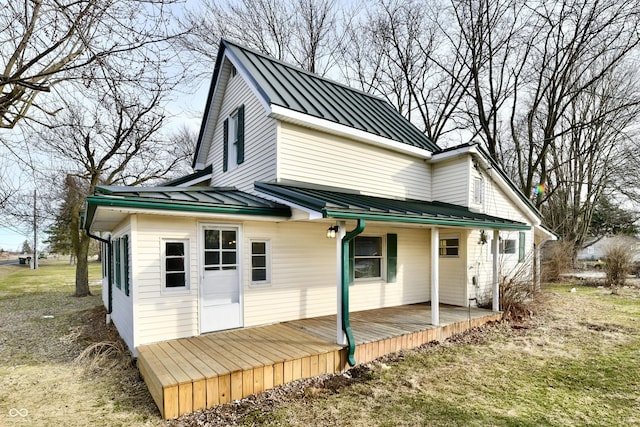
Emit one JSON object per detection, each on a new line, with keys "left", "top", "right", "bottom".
{"left": 255, "top": 181, "right": 530, "bottom": 230}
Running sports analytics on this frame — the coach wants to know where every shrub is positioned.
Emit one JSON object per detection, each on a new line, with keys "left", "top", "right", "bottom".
{"left": 602, "top": 236, "right": 637, "bottom": 289}
{"left": 541, "top": 240, "right": 573, "bottom": 282}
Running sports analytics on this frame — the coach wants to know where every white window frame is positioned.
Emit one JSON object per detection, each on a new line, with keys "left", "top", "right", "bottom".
{"left": 161, "top": 239, "right": 190, "bottom": 292}
{"left": 250, "top": 239, "right": 271, "bottom": 286}
{"left": 226, "top": 110, "right": 239, "bottom": 171}
{"left": 472, "top": 176, "right": 484, "bottom": 205}
{"left": 354, "top": 235, "right": 385, "bottom": 281}
{"left": 439, "top": 235, "right": 460, "bottom": 258}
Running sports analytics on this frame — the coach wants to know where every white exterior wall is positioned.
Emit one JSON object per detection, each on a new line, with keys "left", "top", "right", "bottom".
{"left": 126, "top": 215, "right": 433, "bottom": 347}
{"left": 206, "top": 60, "right": 277, "bottom": 193}
{"left": 278, "top": 122, "right": 432, "bottom": 201}
{"left": 243, "top": 222, "right": 430, "bottom": 326}
{"left": 134, "top": 215, "right": 199, "bottom": 348}
{"left": 349, "top": 225, "right": 430, "bottom": 312}
{"left": 110, "top": 221, "right": 134, "bottom": 353}
{"left": 431, "top": 157, "right": 470, "bottom": 206}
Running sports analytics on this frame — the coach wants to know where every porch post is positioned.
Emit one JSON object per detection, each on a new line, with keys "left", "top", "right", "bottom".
{"left": 492, "top": 229, "right": 500, "bottom": 311}
{"left": 431, "top": 227, "right": 439, "bottom": 326}
{"left": 336, "top": 221, "right": 346, "bottom": 345}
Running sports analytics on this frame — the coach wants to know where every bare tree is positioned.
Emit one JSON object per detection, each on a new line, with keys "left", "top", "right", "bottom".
{"left": 340, "top": 0, "right": 471, "bottom": 143}
{"left": 179, "top": 0, "right": 343, "bottom": 76}
{"left": 33, "top": 80, "right": 192, "bottom": 296}
{"left": 0, "top": 0, "right": 185, "bottom": 132}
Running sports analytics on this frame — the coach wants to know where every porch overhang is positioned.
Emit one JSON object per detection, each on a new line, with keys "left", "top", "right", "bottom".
{"left": 255, "top": 181, "right": 530, "bottom": 230}
{"left": 83, "top": 186, "right": 291, "bottom": 233}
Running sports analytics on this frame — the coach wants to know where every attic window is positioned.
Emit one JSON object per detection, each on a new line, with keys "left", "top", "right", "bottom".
{"left": 230, "top": 64, "right": 237, "bottom": 78}
{"left": 473, "top": 176, "right": 484, "bottom": 205}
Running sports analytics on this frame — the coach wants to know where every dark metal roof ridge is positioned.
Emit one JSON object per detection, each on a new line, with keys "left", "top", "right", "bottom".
{"left": 95, "top": 185, "right": 239, "bottom": 194}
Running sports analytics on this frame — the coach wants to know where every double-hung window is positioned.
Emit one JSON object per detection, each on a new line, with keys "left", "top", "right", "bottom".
{"left": 251, "top": 240, "right": 270, "bottom": 284}
{"left": 354, "top": 236, "right": 383, "bottom": 279}
{"left": 349, "top": 234, "right": 397, "bottom": 283}
{"left": 163, "top": 240, "right": 189, "bottom": 290}
{"left": 223, "top": 105, "right": 245, "bottom": 172}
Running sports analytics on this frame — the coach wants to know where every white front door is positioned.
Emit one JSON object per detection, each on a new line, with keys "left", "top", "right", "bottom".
{"left": 200, "top": 226, "right": 242, "bottom": 333}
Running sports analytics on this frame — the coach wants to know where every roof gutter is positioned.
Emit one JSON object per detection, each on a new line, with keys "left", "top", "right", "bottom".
{"left": 342, "top": 219, "right": 365, "bottom": 367}
{"left": 325, "top": 210, "right": 530, "bottom": 230}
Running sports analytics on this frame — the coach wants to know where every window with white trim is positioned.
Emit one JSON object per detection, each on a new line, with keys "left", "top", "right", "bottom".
{"left": 473, "top": 176, "right": 484, "bottom": 205}
{"left": 354, "top": 236, "right": 383, "bottom": 279}
{"left": 439, "top": 237, "right": 460, "bottom": 257}
{"left": 163, "top": 240, "right": 189, "bottom": 290}
{"left": 251, "top": 240, "right": 270, "bottom": 284}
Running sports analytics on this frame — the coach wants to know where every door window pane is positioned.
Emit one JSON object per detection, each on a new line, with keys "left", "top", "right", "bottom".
{"left": 205, "top": 230, "right": 220, "bottom": 249}
{"left": 222, "top": 231, "right": 236, "bottom": 249}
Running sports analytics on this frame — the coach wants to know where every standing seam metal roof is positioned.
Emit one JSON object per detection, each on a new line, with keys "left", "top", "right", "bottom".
{"left": 223, "top": 39, "right": 440, "bottom": 153}
{"left": 255, "top": 181, "right": 529, "bottom": 229}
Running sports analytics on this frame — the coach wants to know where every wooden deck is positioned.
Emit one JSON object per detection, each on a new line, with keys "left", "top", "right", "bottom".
{"left": 137, "top": 303, "right": 501, "bottom": 419}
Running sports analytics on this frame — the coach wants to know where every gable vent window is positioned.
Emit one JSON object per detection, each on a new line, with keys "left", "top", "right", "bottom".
{"left": 223, "top": 104, "right": 245, "bottom": 172}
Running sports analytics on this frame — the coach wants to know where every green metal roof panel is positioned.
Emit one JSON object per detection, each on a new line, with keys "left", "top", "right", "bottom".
{"left": 223, "top": 40, "right": 440, "bottom": 153}
{"left": 255, "top": 181, "right": 530, "bottom": 230}
{"left": 84, "top": 186, "right": 291, "bottom": 231}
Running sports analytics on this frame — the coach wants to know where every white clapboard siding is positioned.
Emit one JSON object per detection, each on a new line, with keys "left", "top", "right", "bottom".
{"left": 437, "top": 229, "right": 468, "bottom": 306}
{"left": 431, "top": 157, "right": 470, "bottom": 206}
{"left": 110, "top": 223, "right": 135, "bottom": 353}
{"left": 349, "top": 226, "right": 430, "bottom": 311}
{"left": 483, "top": 171, "right": 530, "bottom": 222}
{"left": 242, "top": 222, "right": 432, "bottom": 326}
{"left": 133, "top": 215, "right": 200, "bottom": 347}
{"left": 278, "top": 122, "right": 432, "bottom": 201}
{"left": 206, "top": 60, "right": 277, "bottom": 193}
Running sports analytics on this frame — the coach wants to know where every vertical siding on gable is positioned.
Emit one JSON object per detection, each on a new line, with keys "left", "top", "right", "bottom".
{"left": 206, "top": 66, "right": 277, "bottom": 194}
{"left": 278, "top": 122, "right": 432, "bottom": 201}
{"left": 431, "top": 157, "right": 470, "bottom": 206}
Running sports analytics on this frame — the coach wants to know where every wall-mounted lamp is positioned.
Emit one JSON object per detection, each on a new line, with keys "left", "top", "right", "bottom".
{"left": 326, "top": 225, "right": 340, "bottom": 239}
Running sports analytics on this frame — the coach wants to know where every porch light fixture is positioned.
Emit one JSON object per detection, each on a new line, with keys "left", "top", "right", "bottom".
{"left": 326, "top": 225, "right": 340, "bottom": 238}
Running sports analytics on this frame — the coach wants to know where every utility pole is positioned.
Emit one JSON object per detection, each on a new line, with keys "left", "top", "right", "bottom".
{"left": 32, "top": 189, "right": 38, "bottom": 269}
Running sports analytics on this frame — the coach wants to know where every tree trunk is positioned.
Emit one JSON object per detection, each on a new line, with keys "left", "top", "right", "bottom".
{"left": 74, "top": 231, "right": 91, "bottom": 297}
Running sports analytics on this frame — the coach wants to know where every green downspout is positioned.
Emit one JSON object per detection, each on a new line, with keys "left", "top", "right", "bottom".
{"left": 342, "top": 219, "right": 365, "bottom": 366}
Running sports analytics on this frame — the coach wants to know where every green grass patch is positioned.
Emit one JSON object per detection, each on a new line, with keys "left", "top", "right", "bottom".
{"left": 0, "top": 259, "right": 101, "bottom": 295}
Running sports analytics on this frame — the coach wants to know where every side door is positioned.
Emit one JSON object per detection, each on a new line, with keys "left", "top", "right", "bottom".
{"left": 200, "top": 226, "right": 242, "bottom": 333}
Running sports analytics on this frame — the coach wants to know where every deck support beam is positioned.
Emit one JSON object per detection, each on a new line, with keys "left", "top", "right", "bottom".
{"left": 431, "top": 227, "right": 439, "bottom": 326}
{"left": 492, "top": 229, "right": 500, "bottom": 311}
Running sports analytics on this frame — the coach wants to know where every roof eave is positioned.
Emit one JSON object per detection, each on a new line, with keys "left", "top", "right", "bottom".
{"left": 84, "top": 195, "right": 291, "bottom": 230}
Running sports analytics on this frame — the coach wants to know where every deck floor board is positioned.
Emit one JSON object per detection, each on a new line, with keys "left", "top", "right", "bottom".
{"left": 138, "top": 303, "right": 501, "bottom": 419}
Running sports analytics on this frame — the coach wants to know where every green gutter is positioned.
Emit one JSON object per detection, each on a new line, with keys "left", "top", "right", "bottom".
{"left": 342, "top": 219, "right": 365, "bottom": 366}
{"left": 325, "top": 210, "right": 530, "bottom": 230}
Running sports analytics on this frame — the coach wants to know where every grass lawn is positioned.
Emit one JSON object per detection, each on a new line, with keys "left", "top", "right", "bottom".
{"left": 1, "top": 262, "right": 639, "bottom": 426}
